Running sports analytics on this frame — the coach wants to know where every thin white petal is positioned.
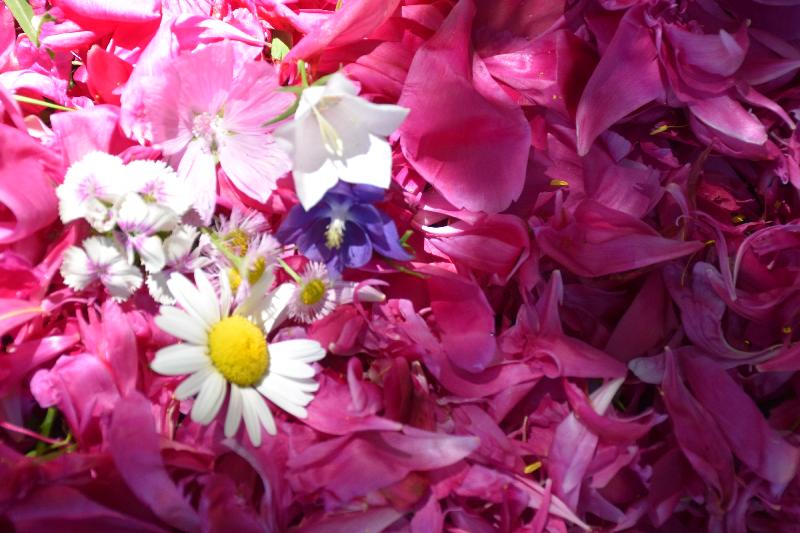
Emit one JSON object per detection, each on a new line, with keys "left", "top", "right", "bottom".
{"left": 151, "top": 344, "right": 208, "bottom": 375}
{"left": 191, "top": 371, "right": 226, "bottom": 425}
{"left": 167, "top": 272, "right": 218, "bottom": 328}
{"left": 155, "top": 307, "right": 208, "bottom": 345}
{"left": 174, "top": 365, "right": 214, "bottom": 400}
{"left": 258, "top": 374, "right": 311, "bottom": 419}
{"left": 218, "top": 270, "right": 232, "bottom": 319}
{"left": 240, "top": 388, "right": 263, "bottom": 445}
{"left": 269, "top": 339, "right": 326, "bottom": 363}
{"left": 193, "top": 269, "right": 220, "bottom": 324}
{"left": 268, "top": 356, "right": 316, "bottom": 379}
{"left": 266, "top": 373, "right": 315, "bottom": 405}
{"left": 260, "top": 283, "right": 295, "bottom": 333}
{"left": 224, "top": 384, "right": 244, "bottom": 438}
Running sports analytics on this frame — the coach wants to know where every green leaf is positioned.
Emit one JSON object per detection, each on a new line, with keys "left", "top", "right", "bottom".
{"left": 4, "top": 0, "right": 39, "bottom": 47}
{"left": 270, "top": 36, "right": 290, "bottom": 62}
{"left": 13, "top": 94, "right": 76, "bottom": 111}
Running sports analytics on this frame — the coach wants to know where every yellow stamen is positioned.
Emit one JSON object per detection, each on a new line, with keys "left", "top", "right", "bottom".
{"left": 550, "top": 179, "right": 569, "bottom": 187}
{"left": 325, "top": 218, "right": 346, "bottom": 249}
{"left": 783, "top": 326, "right": 793, "bottom": 335}
{"left": 225, "top": 229, "right": 249, "bottom": 257}
{"left": 524, "top": 461, "right": 542, "bottom": 474}
{"left": 300, "top": 279, "right": 326, "bottom": 305}
{"left": 207, "top": 316, "right": 268, "bottom": 386}
{"left": 227, "top": 257, "right": 267, "bottom": 292}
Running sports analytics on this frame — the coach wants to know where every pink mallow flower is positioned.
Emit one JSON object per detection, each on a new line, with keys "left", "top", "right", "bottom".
{"left": 142, "top": 41, "right": 294, "bottom": 222}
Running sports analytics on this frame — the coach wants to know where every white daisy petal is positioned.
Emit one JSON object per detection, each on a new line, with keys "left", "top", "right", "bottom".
{"left": 174, "top": 365, "right": 215, "bottom": 400}
{"left": 268, "top": 356, "right": 316, "bottom": 379}
{"left": 155, "top": 307, "right": 208, "bottom": 345}
{"left": 167, "top": 272, "right": 218, "bottom": 328}
{"left": 242, "top": 388, "right": 276, "bottom": 441}
{"left": 151, "top": 344, "right": 208, "bottom": 375}
{"left": 261, "top": 372, "right": 315, "bottom": 406}
{"left": 240, "top": 388, "right": 264, "bottom": 445}
{"left": 193, "top": 269, "right": 220, "bottom": 324}
{"left": 224, "top": 384, "right": 244, "bottom": 438}
{"left": 269, "top": 339, "right": 326, "bottom": 364}
{"left": 191, "top": 370, "right": 226, "bottom": 424}
{"left": 218, "top": 269, "right": 232, "bottom": 319}
{"left": 259, "top": 283, "right": 295, "bottom": 333}
{"left": 279, "top": 376, "right": 321, "bottom": 393}
{"left": 251, "top": 391, "right": 276, "bottom": 436}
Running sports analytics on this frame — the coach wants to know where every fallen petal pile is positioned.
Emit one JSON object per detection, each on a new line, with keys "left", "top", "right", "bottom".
{"left": 1, "top": 0, "right": 799, "bottom": 531}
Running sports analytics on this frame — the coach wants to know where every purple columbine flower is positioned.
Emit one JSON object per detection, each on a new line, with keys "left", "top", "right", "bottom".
{"left": 276, "top": 183, "right": 410, "bottom": 274}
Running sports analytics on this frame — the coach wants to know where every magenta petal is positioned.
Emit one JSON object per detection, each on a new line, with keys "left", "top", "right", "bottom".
{"left": 0, "top": 125, "right": 61, "bottom": 244}
{"left": 680, "top": 353, "right": 800, "bottom": 485}
{"left": 575, "top": 6, "right": 665, "bottom": 155}
{"left": 536, "top": 201, "right": 704, "bottom": 277}
{"left": 423, "top": 266, "right": 497, "bottom": 373}
{"left": 661, "top": 350, "right": 736, "bottom": 507}
{"left": 688, "top": 94, "right": 768, "bottom": 157}
{"left": 398, "top": 0, "right": 531, "bottom": 213}
{"left": 107, "top": 392, "right": 202, "bottom": 532}
{"left": 50, "top": 0, "right": 161, "bottom": 22}
{"left": 285, "top": 0, "right": 400, "bottom": 61}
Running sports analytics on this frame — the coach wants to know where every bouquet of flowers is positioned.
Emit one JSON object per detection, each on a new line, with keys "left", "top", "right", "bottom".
{"left": 1, "top": 0, "right": 799, "bottom": 531}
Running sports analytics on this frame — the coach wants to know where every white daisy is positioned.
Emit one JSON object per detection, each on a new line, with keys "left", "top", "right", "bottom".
{"left": 283, "top": 261, "right": 387, "bottom": 324}
{"left": 287, "top": 261, "right": 336, "bottom": 324}
{"left": 273, "top": 73, "right": 410, "bottom": 210}
{"left": 150, "top": 270, "right": 326, "bottom": 446}
{"left": 61, "top": 236, "right": 143, "bottom": 301}
{"left": 56, "top": 151, "right": 129, "bottom": 232}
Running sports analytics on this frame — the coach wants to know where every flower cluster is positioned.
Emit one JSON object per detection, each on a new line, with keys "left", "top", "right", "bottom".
{"left": 1, "top": 0, "right": 800, "bottom": 531}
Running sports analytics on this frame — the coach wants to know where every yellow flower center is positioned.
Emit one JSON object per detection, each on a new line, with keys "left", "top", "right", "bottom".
{"left": 300, "top": 279, "right": 327, "bottom": 305}
{"left": 227, "top": 257, "right": 268, "bottom": 292}
{"left": 207, "top": 316, "right": 268, "bottom": 387}
{"left": 225, "top": 229, "right": 249, "bottom": 257}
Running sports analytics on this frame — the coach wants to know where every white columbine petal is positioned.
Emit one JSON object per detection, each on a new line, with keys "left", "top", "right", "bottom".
{"left": 274, "top": 72, "right": 410, "bottom": 210}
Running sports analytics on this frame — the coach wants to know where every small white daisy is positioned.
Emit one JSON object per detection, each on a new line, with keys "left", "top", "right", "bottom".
{"left": 56, "top": 151, "right": 128, "bottom": 232}
{"left": 61, "top": 236, "right": 143, "bottom": 301}
{"left": 287, "top": 261, "right": 336, "bottom": 324}
{"left": 214, "top": 208, "right": 270, "bottom": 258}
{"left": 150, "top": 270, "right": 326, "bottom": 446}
{"left": 284, "top": 261, "right": 387, "bottom": 324}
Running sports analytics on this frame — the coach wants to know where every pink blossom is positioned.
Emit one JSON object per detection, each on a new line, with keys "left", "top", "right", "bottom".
{"left": 142, "top": 41, "right": 293, "bottom": 222}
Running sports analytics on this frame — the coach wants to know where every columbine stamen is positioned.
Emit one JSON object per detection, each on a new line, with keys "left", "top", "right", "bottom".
{"left": 325, "top": 218, "right": 346, "bottom": 249}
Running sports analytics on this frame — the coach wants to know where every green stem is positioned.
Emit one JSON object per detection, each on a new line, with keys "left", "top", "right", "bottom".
{"left": 277, "top": 258, "right": 303, "bottom": 284}
{"left": 33, "top": 407, "right": 57, "bottom": 456}
{"left": 204, "top": 230, "right": 243, "bottom": 271}
{"left": 13, "top": 94, "right": 77, "bottom": 112}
